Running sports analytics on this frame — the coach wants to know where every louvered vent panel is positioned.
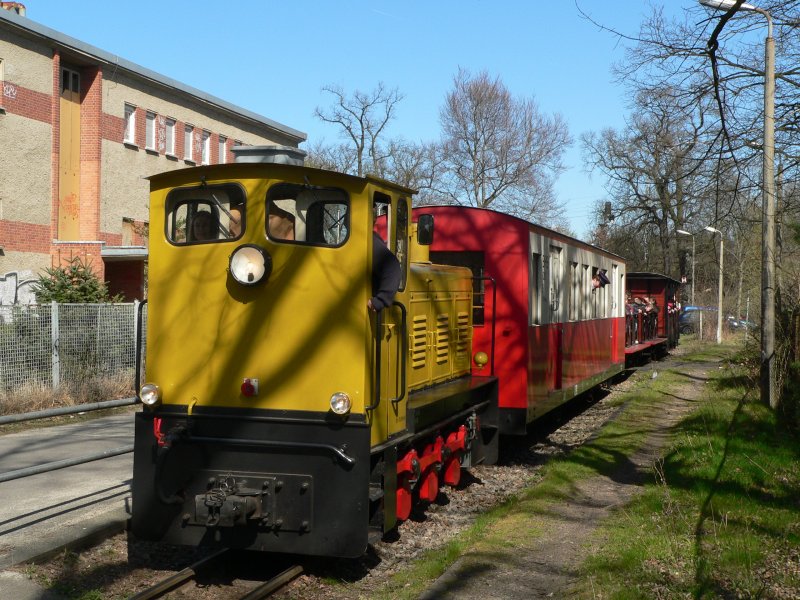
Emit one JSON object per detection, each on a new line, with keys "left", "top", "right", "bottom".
{"left": 435, "top": 314, "right": 450, "bottom": 364}
{"left": 456, "top": 311, "right": 470, "bottom": 357}
{"left": 410, "top": 315, "right": 428, "bottom": 369}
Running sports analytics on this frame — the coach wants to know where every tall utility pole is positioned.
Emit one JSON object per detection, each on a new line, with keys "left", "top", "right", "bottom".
{"left": 699, "top": 0, "right": 776, "bottom": 408}
{"left": 706, "top": 227, "right": 724, "bottom": 344}
{"left": 761, "top": 8, "right": 776, "bottom": 409}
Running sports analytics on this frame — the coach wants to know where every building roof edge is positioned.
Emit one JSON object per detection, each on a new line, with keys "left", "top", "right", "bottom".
{"left": 0, "top": 9, "right": 307, "bottom": 142}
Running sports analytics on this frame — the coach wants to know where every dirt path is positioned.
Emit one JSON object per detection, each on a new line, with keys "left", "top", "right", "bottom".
{"left": 419, "top": 357, "right": 710, "bottom": 599}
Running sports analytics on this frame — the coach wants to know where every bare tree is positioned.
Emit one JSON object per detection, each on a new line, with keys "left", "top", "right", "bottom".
{"left": 583, "top": 88, "right": 716, "bottom": 275}
{"left": 303, "top": 139, "right": 357, "bottom": 174}
{"left": 381, "top": 139, "right": 445, "bottom": 203}
{"left": 438, "top": 69, "right": 571, "bottom": 226}
{"left": 314, "top": 83, "right": 404, "bottom": 177}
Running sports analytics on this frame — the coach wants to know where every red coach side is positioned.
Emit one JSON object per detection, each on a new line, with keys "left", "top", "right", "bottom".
{"left": 413, "top": 206, "right": 626, "bottom": 434}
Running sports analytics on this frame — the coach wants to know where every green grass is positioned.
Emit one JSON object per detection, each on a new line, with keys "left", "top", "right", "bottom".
{"left": 575, "top": 350, "right": 800, "bottom": 599}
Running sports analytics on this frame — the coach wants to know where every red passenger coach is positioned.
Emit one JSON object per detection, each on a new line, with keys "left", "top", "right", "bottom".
{"left": 624, "top": 272, "right": 681, "bottom": 365}
{"left": 413, "top": 206, "right": 627, "bottom": 435}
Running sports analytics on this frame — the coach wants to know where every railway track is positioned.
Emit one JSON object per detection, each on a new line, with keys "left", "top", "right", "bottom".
{"left": 129, "top": 549, "right": 303, "bottom": 600}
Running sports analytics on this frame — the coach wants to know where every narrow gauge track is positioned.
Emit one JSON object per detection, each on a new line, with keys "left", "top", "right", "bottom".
{"left": 129, "top": 549, "right": 303, "bottom": 600}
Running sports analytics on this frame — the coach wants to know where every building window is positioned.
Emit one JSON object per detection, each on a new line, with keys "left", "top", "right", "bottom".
{"left": 201, "top": 130, "right": 210, "bottom": 165}
{"left": 145, "top": 111, "right": 156, "bottom": 150}
{"left": 124, "top": 104, "right": 136, "bottom": 144}
{"left": 165, "top": 118, "right": 176, "bottom": 155}
{"left": 184, "top": 125, "right": 193, "bottom": 161}
{"left": 218, "top": 135, "right": 227, "bottom": 164}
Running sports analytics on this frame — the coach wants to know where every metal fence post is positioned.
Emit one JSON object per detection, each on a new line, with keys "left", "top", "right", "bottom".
{"left": 51, "top": 300, "right": 59, "bottom": 389}
{"left": 133, "top": 300, "right": 140, "bottom": 376}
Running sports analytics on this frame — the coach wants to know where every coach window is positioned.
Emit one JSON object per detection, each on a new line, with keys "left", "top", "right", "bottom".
{"left": 582, "top": 264, "right": 590, "bottom": 320}
{"left": 530, "top": 253, "right": 541, "bottom": 325}
{"left": 569, "top": 262, "right": 578, "bottom": 321}
{"left": 165, "top": 183, "right": 245, "bottom": 244}
{"left": 549, "top": 246, "right": 562, "bottom": 320}
{"left": 266, "top": 183, "right": 348, "bottom": 246}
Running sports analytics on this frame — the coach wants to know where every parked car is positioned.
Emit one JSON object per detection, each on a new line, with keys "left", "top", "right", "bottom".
{"left": 727, "top": 315, "right": 756, "bottom": 332}
{"left": 679, "top": 306, "right": 716, "bottom": 334}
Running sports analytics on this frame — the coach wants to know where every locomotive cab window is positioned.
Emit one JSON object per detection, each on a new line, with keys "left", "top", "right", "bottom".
{"left": 166, "top": 184, "right": 245, "bottom": 244}
{"left": 267, "top": 183, "right": 348, "bottom": 246}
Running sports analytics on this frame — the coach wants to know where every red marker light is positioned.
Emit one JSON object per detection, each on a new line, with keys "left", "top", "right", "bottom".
{"left": 241, "top": 378, "right": 258, "bottom": 397}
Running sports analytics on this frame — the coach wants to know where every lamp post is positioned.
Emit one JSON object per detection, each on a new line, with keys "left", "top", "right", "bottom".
{"left": 705, "top": 226, "right": 724, "bottom": 344}
{"left": 699, "top": 0, "right": 776, "bottom": 406}
{"left": 676, "top": 229, "right": 695, "bottom": 305}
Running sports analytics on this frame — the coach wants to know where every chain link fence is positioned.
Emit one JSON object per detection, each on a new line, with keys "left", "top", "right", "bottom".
{"left": 0, "top": 302, "right": 146, "bottom": 392}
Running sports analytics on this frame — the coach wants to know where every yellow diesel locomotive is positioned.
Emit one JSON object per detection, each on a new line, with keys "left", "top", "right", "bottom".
{"left": 131, "top": 147, "right": 498, "bottom": 558}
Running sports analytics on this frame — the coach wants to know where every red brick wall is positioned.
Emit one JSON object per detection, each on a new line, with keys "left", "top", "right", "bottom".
{"left": 50, "top": 242, "right": 105, "bottom": 279}
{"left": 80, "top": 66, "right": 102, "bottom": 241}
{"left": 50, "top": 52, "right": 60, "bottom": 254}
{"left": 0, "top": 82, "right": 51, "bottom": 122}
{"left": 0, "top": 220, "right": 51, "bottom": 252}
{"left": 102, "top": 112, "right": 125, "bottom": 142}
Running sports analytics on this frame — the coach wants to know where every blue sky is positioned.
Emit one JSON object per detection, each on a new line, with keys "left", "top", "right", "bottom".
{"left": 21, "top": 0, "right": 697, "bottom": 238}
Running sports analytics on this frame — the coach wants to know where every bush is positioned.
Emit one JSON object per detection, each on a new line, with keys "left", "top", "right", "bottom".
{"left": 31, "top": 257, "right": 120, "bottom": 303}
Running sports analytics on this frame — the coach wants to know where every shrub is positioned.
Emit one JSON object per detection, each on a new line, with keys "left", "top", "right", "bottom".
{"left": 31, "top": 257, "right": 120, "bottom": 303}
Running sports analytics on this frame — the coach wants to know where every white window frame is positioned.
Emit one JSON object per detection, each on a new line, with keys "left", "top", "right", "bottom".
{"left": 165, "top": 118, "right": 176, "bottom": 156}
{"left": 145, "top": 111, "right": 156, "bottom": 150}
{"left": 201, "top": 130, "right": 211, "bottom": 165}
{"left": 124, "top": 104, "right": 136, "bottom": 145}
{"left": 218, "top": 135, "right": 227, "bottom": 164}
{"left": 184, "top": 124, "right": 194, "bottom": 161}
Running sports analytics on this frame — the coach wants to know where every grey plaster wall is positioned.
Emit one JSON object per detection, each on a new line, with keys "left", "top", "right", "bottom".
{"left": 0, "top": 114, "right": 51, "bottom": 225}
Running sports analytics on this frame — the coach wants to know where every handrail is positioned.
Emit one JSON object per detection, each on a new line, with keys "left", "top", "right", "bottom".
{"left": 389, "top": 301, "right": 408, "bottom": 406}
{"left": 366, "top": 309, "right": 383, "bottom": 412}
{"left": 135, "top": 299, "right": 148, "bottom": 396}
{"left": 476, "top": 276, "right": 497, "bottom": 376}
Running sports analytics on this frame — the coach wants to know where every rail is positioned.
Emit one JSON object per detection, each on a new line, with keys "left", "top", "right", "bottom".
{"left": 0, "top": 444, "right": 133, "bottom": 484}
{"left": 0, "top": 396, "right": 139, "bottom": 425}
{"left": 129, "top": 549, "right": 303, "bottom": 600}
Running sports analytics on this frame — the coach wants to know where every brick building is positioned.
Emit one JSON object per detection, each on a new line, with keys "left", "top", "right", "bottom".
{"left": 0, "top": 4, "right": 306, "bottom": 301}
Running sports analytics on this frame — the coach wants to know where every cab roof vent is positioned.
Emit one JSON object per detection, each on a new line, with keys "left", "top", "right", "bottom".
{"left": 231, "top": 145, "right": 306, "bottom": 166}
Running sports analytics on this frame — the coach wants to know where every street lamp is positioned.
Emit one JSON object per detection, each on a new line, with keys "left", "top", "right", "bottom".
{"left": 676, "top": 229, "right": 695, "bottom": 305}
{"left": 705, "top": 226, "right": 724, "bottom": 344}
{"left": 699, "top": 0, "right": 776, "bottom": 406}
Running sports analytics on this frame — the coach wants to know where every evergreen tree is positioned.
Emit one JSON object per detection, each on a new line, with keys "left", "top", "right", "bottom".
{"left": 32, "top": 257, "right": 118, "bottom": 303}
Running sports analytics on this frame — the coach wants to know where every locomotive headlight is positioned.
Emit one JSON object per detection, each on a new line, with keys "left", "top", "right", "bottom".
{"left": 139, "top": 383, "right": 162, "bottom": 406}
{"left": 329, "top": 392, "right": 352, "bottom": 415}
{"left": 229, "top": 244, "right": 272, "bottom": 286}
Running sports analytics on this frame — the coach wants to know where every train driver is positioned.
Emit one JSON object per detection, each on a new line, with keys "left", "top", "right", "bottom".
{"left": 267, "top": 201, "right": 296, "bottom": 241}
{"left": 191, "top": 211, "right": 217, "bottom": 241}
{"left": 369, "top": 231, "right": 401, "bottom": 312}
{"left": 228, "top": 206, "right": 243, "bottom": 237}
